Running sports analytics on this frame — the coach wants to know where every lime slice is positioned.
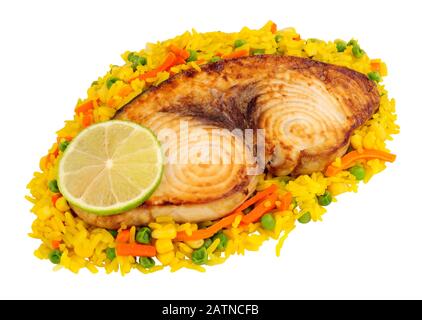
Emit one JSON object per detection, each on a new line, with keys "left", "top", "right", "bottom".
{"left": 57, "top": 120, "right": 163, "bottom": 215}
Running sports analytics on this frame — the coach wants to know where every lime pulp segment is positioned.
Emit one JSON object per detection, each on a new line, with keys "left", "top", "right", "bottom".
{"left": 57, "top": 120, "right": 163, "bottom": 215}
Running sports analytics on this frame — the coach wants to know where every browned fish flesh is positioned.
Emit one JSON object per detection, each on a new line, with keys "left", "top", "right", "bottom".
{"left": 73, "top": 55, "right": 379, "bottom": 228}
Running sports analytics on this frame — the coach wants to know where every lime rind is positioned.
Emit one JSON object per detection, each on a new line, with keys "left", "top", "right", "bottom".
{"left": 57, "top": 120, "right": 164, "bottom": 216}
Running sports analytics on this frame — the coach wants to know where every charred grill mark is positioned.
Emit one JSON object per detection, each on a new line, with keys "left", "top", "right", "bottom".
{"left": 153, "top": 83, "right": 261, "bottom": 131}
{"left": 246, "top": 96, "right": 259, "bottom": 128}
{"left": 160, "top": 103, "right": 236, "bottom": 130}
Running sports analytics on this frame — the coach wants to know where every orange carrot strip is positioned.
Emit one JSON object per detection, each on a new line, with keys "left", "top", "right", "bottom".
{"left": 371, "top": 62, "right": 381, "bottom": 72}
{"left": 116, "top": 243, "right": 156, "bottom": 257}
{"left": 116, "top": 229, "right": 130, "bottom": 243}
{"left": 223, "top": 50, "right": 248, "bottom": 59}
{"left": 133, "top": 52, "right": 178, "bottom": 82}
{"left": 75, "top": 100, "right": 93, "bottom": 114}
{"left": 137, "top": 70, "right": 157, "bottom": 81}
{"left": 279, "top": 192, "right": 292, "bottom": 211}
{"left": 242, "top": 192, "right": 278, "bottom": 224}
{"left": 236, "top": 184, "right": 277, "bottom": 213}
{"left": 175, "top": 185, "right": 278, "bottom": 241}
{"left": 157, "top": 52, "right": 177, "bottom": 72}
{"left": 82, "top": 112, "right": 93, "bottom": 128}
{"left": 196, "top": 59, "right": 205, "bottom": 65}
{"left": 169, "top": 44, "right": 189, "bottom": 60}
{"left": 51, "top": 194, "right": 61, "bottom": 206}
{"left": 271, "top": 23, "right": 277, "bottom": 34}
{"left": 325, "top": 149, "right": 396, "bottom": 177}
{"left": 64, "top": 136, "right": 73, "bottom": 141}
{"left": 118, "top": 85, "right": 133, "bottom": 97}
{"left": 51, "top": 240, "right": 61, "bottom": 249}
{"left": 176, "top": 212, "right": 242, "bottom": 241}
{"left": 51, "top": 144, "right": 59, "bottom": 158}
{"left": 174, "top": 55, "right": 186, "bottom": 65}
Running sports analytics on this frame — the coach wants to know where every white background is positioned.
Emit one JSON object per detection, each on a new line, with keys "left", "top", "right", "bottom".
{"left": 1, "top": 0, "right": 421, "bottom": 300}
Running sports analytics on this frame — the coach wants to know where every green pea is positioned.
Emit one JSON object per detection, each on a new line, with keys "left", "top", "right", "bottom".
{"left": 209, "top": 56, "right": 222, "bottom": 63}
{"left": 59, "top": 140, "right": 70, "bottom": 152}
{"left": 106, "top": 77, "right": 119, "bottom": 89}
{"left": 128, "top": 52, "right": 147, "bottom": 69}
{"left": 349, "top": 165, "right": 366, "bottom": 180}
{"left": 192, "top": 247, "right": 208, "bottom": 265}
{"left": 136, "top": 227, "right": 151, "bottom": 244}
{"left": 298, "top": 212, "right": 311, "bottom": 224}
{"left": 318, "top": 191, "right": 332, "bottom": 206}
{"left": 48, "top": 249, "right": 62, "bottom": 264}
{"left": 352, "top": 44, "right": 365, "bottom": 58}
{"left": 213, "top": 232, "right": 229, "bottom": 250}
{"left": 127, "top": 52, "right": 136, "bottom": 62}
{"left": 275, "top": 34, "right": 282, "bottom": 43}
{"left": 107, "top": 229, "right": 118, "bottom": 238}
{"left": 336, "top": 40, "right": 347, "bottom": 52}
{"left": 139, "top": 257, "right": 155, "bottom": 268}
{"left": 234, "top": 39, "right": 247, "bottom": 48}
{"left": 105, "top": 248, "right": 116, "bottom": 261}
{"left": 48, "top": 180, "right": 59, "bottom": 193}
{"left": 260, "top": 213, "right": 276, "bottom": 230}
{"left": 368, "top": 71, "right": 381, "bottom": 82}
{"left": 91, "top": 80, "right": 98, "bottom": 86}
{"left": 347, "top": 39, "right": 358, "bottom": 46}
{"left": 251, "top": 48, "right": 265, "bottom": 55}
{"left": 291, "top": 198, "right": 298, "bottom": 209}
{"left": 139, "top": 57, "right": 147, "bottom": 65}
{"left": 186, "top": 50, "right": 198, "bottom": 62}
{"left": 203, "top": 238, "right": 213, "bottom": 248}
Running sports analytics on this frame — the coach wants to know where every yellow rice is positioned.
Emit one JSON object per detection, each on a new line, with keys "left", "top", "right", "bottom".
{"left": 27, "top": 21, "right": 399, "bottom": 274}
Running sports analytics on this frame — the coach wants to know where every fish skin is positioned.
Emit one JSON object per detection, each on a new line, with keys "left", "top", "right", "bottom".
{"left": 73, "top": 55, "right": 379, "bottom": 228}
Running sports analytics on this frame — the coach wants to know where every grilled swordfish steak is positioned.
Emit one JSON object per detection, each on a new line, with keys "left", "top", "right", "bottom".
{"left": 73, "top": 55, "right": 379, "bottom": 228}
